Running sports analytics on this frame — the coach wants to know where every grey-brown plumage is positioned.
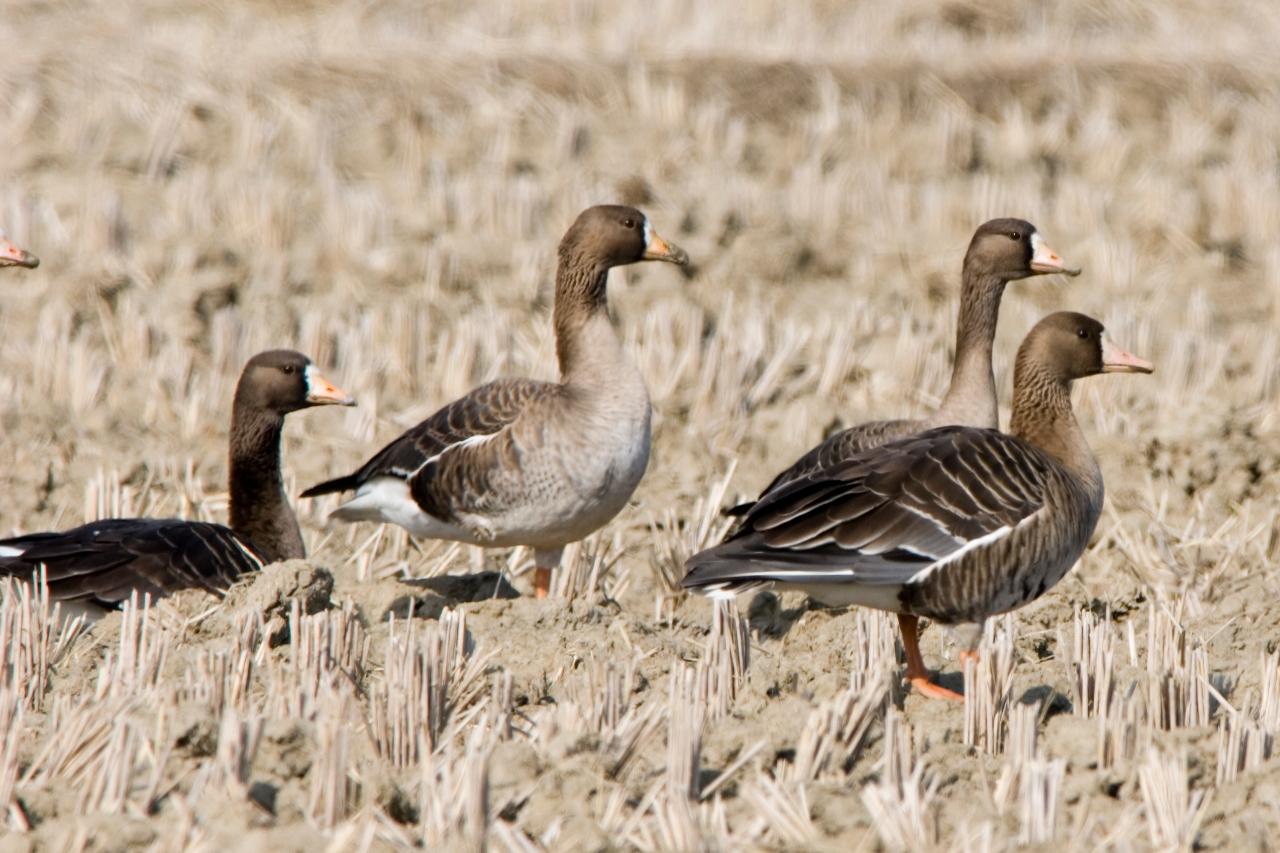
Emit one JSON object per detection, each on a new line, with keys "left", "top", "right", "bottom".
{"left": 0, "top": 350, "right": 354, "bottom": 612}
{"left": 303, "top": 205, "right": 689, "bottom": 598}
{"left": 685, "top": 312, "right": 1152, "bottom": 700}
{"left": 301, "top": 378, "right": 547, "bottom": 500}
{"left": 727, "top": 218, "right": 1079, "bottom": 516}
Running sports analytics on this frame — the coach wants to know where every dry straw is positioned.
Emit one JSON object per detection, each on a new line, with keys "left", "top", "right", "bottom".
{"left": 308, "top": 690, "right": 358, "bottom": 828}
{"left": 190, "top": 708, "right": 263, "bottom": 802}
{"left": 0, "top": 575, "right": 87, "bottom": 710}
{"left": 94, "top": 592, "right": 170, "bottom": 700}
{"left": 561, "top": 654, "right": 663, "bottom": 779}
{"left": 862, "top": 761, "right": 939, "bottom": 851}
{"left": 647, "top": 463, "right": 736, "bottom": 621}
{"left": 1016, "top": 758, "right": 1065, "bottom": 845}
{"left": 1138, "top": 748, "right": 1211, "bottom": 851}
{"left": 0, "top": 688, "right": 24, "bottom": 830}
{"left": 699, "top": 597, "right": 751, "bottom": 719}
{"left": 665, "top": 662, "right": 706, "bottom": 801}
{"left": 368, "top": 608, "right": 489, "bottom": 765}
{"left": 3, "top": 0, "right": 1279, "bottom": 846}
{"left": 963, "top": 616, "right": 1017, "bottom": 754}
{"left": 1063, "top": 605, "right": 1115, "bottom": 719}
{"left": 863, "top": 709, "right": 938, "bottom": 850}
{"left": 1215, "top": 650, "right": 1280, "bottom": 785}
{"left": 787, "top": 673, "right": 889, "bottom": 782}
{"left": 262, "top": 599, "right": 368, "bottom": 720}
{"left": 416, "top": 725, "right": 493, "bottom": 850}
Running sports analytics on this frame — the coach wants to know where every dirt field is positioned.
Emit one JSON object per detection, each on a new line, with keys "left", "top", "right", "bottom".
{"left": 3, "top": 0, "right": 1280, "bottom": 849}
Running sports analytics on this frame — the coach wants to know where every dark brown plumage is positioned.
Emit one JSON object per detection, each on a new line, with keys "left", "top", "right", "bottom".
{"left": 684, "top": 312, "right": 1152, "bottom": 701}
{"left": 727, "top": 218, "right": 1079, "bottom": 516}
{"left": 0, "top": 350, "right": 354, "bottom": 612}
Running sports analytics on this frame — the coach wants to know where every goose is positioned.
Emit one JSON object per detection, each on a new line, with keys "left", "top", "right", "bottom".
{"left": 0, "top": 350, "right": 354, "bottom": 616}
{"left": 683, "top": 312, "right": 1152, "bottom": 701}
{"left": 302, "top": 204, "right": 689, "bottom": 598}
{"left": 728, "top": 219, "right": 1079, "bottom": 516}
{"left": 0, "top": 228, "right": 39, "bottom": 269}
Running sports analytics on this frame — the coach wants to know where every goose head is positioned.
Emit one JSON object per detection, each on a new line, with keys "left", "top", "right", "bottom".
{"left": 1023, "top": 311, "right": 1153, "bottom": 381}
{"left": 234, "top": 350, "right": 356, "bottom": 416}
{"left": 965, "top": 218, "right": 1080, "bottom": 281}
{"left": 559, "top": 204, "right": 689, "bottom": 270}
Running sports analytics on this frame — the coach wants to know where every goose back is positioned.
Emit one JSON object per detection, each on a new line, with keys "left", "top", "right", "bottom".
{"left": 727, "top": 219, "right": 1078, "bottom": 515}
{"left": 300, "top": 378, "right": 552, "bottom": 499}
{"left": 0, "top": 519, "right": 264, "bottom": 607}
{"left": 685, "top": 426, "right": 1101, "bottom": 622}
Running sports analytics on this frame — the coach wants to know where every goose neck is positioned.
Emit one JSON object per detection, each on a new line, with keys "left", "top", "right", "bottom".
{"left": 228, "top": 404, "right": 304, "bottom": 563}
{"left": 937, "top": 271, "right": 1007, "bottom": 428}
{"left": 1009, "top": 363, "right": 1098, "bottom": 486}
{"left": 553, "top": 256, "right": 624, "bottom": 383}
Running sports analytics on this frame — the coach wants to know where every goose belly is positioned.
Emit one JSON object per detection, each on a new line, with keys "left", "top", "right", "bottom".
{"left": 336, "top": 404, "right": 652, "bottom": 549}
{"left": 480, "top": 407, "right": 652, "bottom": 547}
{"left": 906, "top": 514, "right": 1092, "bottom": 625}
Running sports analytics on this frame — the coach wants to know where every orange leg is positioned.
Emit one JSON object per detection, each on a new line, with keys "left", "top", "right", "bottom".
{"left": 531, "top": 547, "right": 562, "bottom": 600}
{"left": 959, "top": 648, "right": 980, "bottom": 667}
{"left": 898, "top": 614, "right": 964, "bottom": 702}
{"left": 533, "top": 567, "right": 552, "bottom": 599}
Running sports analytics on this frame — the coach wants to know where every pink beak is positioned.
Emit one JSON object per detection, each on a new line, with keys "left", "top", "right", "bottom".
{"left": 0, "top": 234, "right": 39, "bottom": 269}
{"left": 304, "top": 365, "right": 357, "bottom": 406}
{"left": 1101, "top": 335, "right": 1154, "bottom": 374}
{"left": 1029, "top": 232, "right": 1081, "bottom": 277}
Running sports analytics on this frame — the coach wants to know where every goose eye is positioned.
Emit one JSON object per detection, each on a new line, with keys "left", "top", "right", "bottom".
{"left": 1009, "top": 231, "right": 1022, "bottom": 241}
{"left": 1076, "top": 328, "right": 1089, "bottom": 339}
{"left": 281, "top": 364, "right": 296, "bottom": 375}
{"left": 621, "top": 218, "right": 636, "bottom": 229}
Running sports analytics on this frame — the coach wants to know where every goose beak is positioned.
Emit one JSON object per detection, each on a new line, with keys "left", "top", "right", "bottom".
{"left": 641, "top": 223, "right": 689, "bottom": 266}
{"left": 0, "top": 235, "right": 39, "bottom": 269}
{"left": 1029, "top": 232, "right": 1080, "bottom": 276}
{"left": 304, "top": 366, "right": 357, "bottom": 406}
{"left": 1101, "top": 335, "right": 1154, "bottom": 374}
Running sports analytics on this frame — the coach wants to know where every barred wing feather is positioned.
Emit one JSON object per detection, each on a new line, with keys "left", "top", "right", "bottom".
{"left": 685, "top": 427, "right": 1052, "bottom": 590}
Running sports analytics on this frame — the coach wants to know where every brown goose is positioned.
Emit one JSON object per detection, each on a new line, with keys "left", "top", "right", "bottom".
{"left": 684, "top": 312, "right": 1152, "bottom": 701}
{"left": 302, "top": 204, "right": 689, "bottom": 597}
{"left": 0, "top": 228, "right": 39, "bottom": 269}
{"left": 0, "top": 350, "right": 354, "bottom": 614}
{"left": 728, "top": 218, "right": 1079, "bottom": 516}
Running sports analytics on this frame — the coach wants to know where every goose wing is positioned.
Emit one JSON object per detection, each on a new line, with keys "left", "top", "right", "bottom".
{"left": 686, "top": 426, "right": 1053, "bottom": 590}
{"left": 727, "top": 418, "right": 921, "bottom": 517}
{"left": 406, "top": 383, "right": 566, "bottom": 523}
{"left": 0, "top": 518, "right": 264, "bottom": 607}
{"left": 301, "top": 378, "right": 552, "bottom": 498}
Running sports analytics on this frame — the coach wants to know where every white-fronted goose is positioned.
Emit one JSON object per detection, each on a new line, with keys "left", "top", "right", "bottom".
{"left": 302, "top": 204, "right": 689, "bottom": 597}
{"left": 0, "top": 351, "right": 354, "bottom": 614}
{"left": 0, "top": 228, "right": 39, "bottom": 269}
{"left": 728, "top": 219, "right": 1079, "bottom": 515}
{"left": 684, "top": 312, "right": 1152, "bottom": 701}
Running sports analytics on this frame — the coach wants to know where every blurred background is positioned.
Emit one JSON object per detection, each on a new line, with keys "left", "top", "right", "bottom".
{"left": 5, "top": 0, "right": 1280, "bottom": 633}
{"left": 3, "top": 2, "right": 1278, "bottom": 515}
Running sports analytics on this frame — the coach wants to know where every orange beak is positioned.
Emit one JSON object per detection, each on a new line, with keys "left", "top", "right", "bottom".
{"left": 641, "top": 222, "right": 689, "bottom": 266}
{"left": 304, "top": 366, "right": 357, "bottom": 406}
